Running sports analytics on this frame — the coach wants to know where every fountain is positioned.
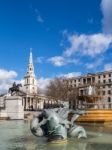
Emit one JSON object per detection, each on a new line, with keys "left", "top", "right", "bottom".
{"left": 30, "top": 108, "right": 87, "bottom": 143}
{"left": 1, "top": 118, "right": 112, "bottom": 150}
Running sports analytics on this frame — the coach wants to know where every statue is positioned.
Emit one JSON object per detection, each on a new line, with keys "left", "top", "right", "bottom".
{"left": 8, "top": 82, "right": 22, "bottom": 96}
{"left": 30, "top": 108, "right": 87, "bottom": 143}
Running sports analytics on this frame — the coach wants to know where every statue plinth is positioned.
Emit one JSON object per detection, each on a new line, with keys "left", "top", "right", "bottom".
{"left": 5, "top": 96, "right": 24, "bottom": 120}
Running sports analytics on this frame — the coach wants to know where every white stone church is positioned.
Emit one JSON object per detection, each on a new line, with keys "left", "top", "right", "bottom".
{"left": 21, "top": 49, "right": 58, "bottom": 111}
{"left": 23, "top": 49, "right": 37, "bottom": 94}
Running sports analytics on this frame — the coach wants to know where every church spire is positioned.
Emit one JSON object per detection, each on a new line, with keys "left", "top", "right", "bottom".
{"left": 29, "top": 48, "right": 33, "bottom": 64}
{"left": 27, "top": 48, "right": 34, "bottom": 75}
{"left": 24, "top": 49, "right": 37, "bottom": 94}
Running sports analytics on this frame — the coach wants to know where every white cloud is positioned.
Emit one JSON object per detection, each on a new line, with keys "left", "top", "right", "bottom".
{"left": 59, "top": 72, "right": 81, "bottom": 78}
{"left": 85, "top": 58, "right": 103, "bottom": 69}
{"left": 64, "top": 33, "right": 112, "bottom": 57}
{"left": 37, "top": 77, "right": 51, "bottom": 94}
{"left": 48, "top": 56, "right": 65, "bottom": 66}
{"left": 101, "top": 0, "right": 112, "bottom": 33}
{"left": 35, "top": 57, "right": 45, "bottom": 63}
{"left": 48, "top": 56, "right": 78, "bottom": 67}
{"left": 0, "top": 69, "right": 17, "bottom": 80}
{"left": 33, "top": 8, "right": 44, "bottom": 23}
{"left": 104, "top": 63, "right": 112, "bottom": 71}
{"left": 0, "top": 81, "right": 11, "bottom": 94}
{"left": 37, "top": 15, "right": 44, "bottom": 23}
{"left": 0, "top": 69, "right": 18, "bottom": 94}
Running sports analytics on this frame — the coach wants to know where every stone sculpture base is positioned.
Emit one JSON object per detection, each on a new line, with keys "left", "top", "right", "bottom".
{"left": 0, "top": 96, "right": 24, "bottom": 120}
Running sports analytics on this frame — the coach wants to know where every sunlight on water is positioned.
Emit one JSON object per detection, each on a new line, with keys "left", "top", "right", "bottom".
{"left": 0, "top": 121, "right": 112, "bottom": 150}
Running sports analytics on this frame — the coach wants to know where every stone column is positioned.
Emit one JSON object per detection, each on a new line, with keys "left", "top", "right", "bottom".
{"left": 37, "top": 100, "right": 39, "bottom": 110}
{"left": 39, "top": 101, "right": 43, "bottom": 110}
{"left": 24, "top": 97, "right": 26, "bottom": 110}
{"left": 35, "top": 98, "right": 36, "bottom": 110}
{"left": 33, "top": 98, "right": 35, "bottom": 111}
{"left": 29, "top": 97, "right": 32, "bottom": 110}
{"left": 27, "top": 97, "right": 29, "bottom": 109}
{"left": 26, "top": 97, "right": 28, "bottom": 110}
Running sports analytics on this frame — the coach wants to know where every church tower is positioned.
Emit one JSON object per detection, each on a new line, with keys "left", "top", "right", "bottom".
{"left": 24, "top": 49, "right": 37, "bottom": 94}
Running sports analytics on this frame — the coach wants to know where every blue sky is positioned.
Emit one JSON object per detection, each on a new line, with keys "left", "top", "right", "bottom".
{"left": 0, "top": 0, "right": 112, "bottom": 92}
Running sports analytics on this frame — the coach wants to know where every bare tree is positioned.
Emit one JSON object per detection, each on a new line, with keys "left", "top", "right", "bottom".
{"left": 46, "top": 78, "right": 79, "bottom": 109}
{"left": 68, "top": 87, "right": 79, "bottom": 109}
{"left": 46, "top": 78, "right": 67, "bottom": 100}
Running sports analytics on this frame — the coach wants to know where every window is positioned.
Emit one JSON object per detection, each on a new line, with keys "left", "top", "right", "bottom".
{"left": 28, "top": 99, "right": 30, "bottom": 103}
{"left": 108, "top": 85, "right": 111, "bottom": 88}
{"left": 103, "top": 80, "right": 106, "bottom": 83}
{"left": 103, "top": 75, "right": 106, "bottom": 78}
{"left": 109, "top": 74, "right": 111, "bottom": 77}
{"left": 98, "top": 80, "right": 100, "bottom": 83}
{"left": 98, "top": 91, "right": 100, "bottom": 95}
{"left": 83, "top": 79, "right": 86, "bottom": 84}
{"left": 108, "top": 90, "right": 111, "bottom": 95}
{"left": 27, "top": 79, "right": 28, "bottom": 84}
{"left": 98, "top": 76, "right": 100, "bottom": 79}
{"left": 108, "top": 79, "right": 111, "bottom": 82}
{"left": 108, "top": 97, "right": 111, "bottom": 102}
{"left": 103, "top": 91, "right": 105, "bottom": 95}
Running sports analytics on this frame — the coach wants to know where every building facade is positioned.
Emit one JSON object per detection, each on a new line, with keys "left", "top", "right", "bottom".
{"left": 63, "top": 71, "right": 112, "bottom": 109}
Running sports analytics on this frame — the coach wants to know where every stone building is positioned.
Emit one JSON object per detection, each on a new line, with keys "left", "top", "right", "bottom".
{"left": 24, "top": 49, "right": 37, "bottom": 94}
{"left": 63, "top": 71, "right": 112, "bottom": 109}
{"left": 22, "top": 49, "right": 58, "bottom": 111}
{"left": 22, "top": 49, "right": 52, "bottom": 111}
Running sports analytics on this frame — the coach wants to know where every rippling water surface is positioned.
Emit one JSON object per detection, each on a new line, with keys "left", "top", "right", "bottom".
{"left": 0, "top": 120, "right": 112, "bottom": 150}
